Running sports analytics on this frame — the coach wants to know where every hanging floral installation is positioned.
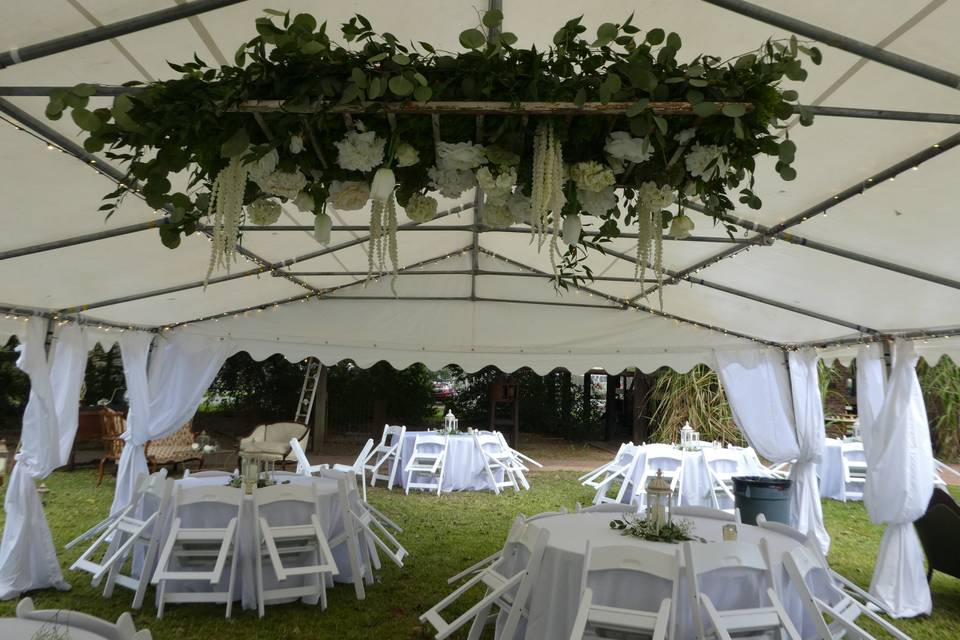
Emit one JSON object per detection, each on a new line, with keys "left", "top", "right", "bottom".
{"left": 45, "top": 9, "right": 819, "bottom": 299}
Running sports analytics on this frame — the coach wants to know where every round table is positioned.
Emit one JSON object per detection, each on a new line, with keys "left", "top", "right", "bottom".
{"left": 0, "top": 618, "right": 112, "bottom": 640}
{"left": 398, "top": 431, "right": 504, "bottom": 492}
{"left": 495, "top": 511, "right": 821, "bottom": 639}
{"left": 148, "top": 473, "right": 370, "bottom": 610}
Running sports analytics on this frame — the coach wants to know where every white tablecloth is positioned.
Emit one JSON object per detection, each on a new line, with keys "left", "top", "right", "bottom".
{"left": 399, "top": 432, "right": 502, "bottom": 492}
{"left": 623, "top": 444, "right": 766, "bottom": 509}
{"left": 819, "top": 439, "right": 865, "bottom": 501}
{"left": 148, "top": 474, "right": 370, "bottom": 610}
{"left": 0, "top": 618, "right": 111, "bottom": 640}
{"left": 495, "top": 512, "right": 826, "bottom": 639}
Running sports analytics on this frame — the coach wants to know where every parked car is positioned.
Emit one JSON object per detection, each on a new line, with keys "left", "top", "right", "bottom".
{"left": 432, "top": 380, "right": 455, "bottom": 400}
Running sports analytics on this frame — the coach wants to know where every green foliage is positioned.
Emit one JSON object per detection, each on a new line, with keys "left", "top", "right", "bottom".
{"left": 45, "top": 10, "right": 819, "bottom": 286}
{"left": 919, "top": 356, "right": 960, "bottom": 460}
{"left": 0, "top": 337, "right": 29, "bottom": 429}
{"left": 648, "top": 365, "right": 742, "bottom": 445}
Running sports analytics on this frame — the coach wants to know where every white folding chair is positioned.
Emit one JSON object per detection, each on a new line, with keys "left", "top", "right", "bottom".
{"left": 579, "top": 443, "right": 628, "bottom": 485}
{"left": 446, "top": 516, "right": 526, "bottom": 585}
{"left": 755, "top": 514, "right": 894, "bottom": 617}
{"left": 683, "top": 540, "right": 801, "bottom": 640}
{"left": 496, "top": 431, "right": 542, "bottom": 490}
{"left": 404, "top": 434, "right": 448, "bottom": 496}
{"left": 473, "top": 431, "right": 520, "bottom": 494}
{"left": 366, "top": 424, "right": 406, "bottom": 490}
{"left": 934, "top": 458, "right": 959, "bottom": 490}
{"left": 703, "top": 449, "right": 742, "bottom": 511}
{"left": 312, "top": 468, "right": 374, "bottom": 600}
{"left": 632, "top": 449, "right": 684, "bottom": 510}
{"left": 253, "top": 482, "right": 338, "bottom": 618}
{"left": 583, "top": 443, "right": 636, "bottom": 493}
{"left": 783, "top": 545, "right": 911, "bottom": 640}
{"left": 71, "top": 470, "right": 171, "bottom": 610}
{"left": 152, "top": 484, "right": 242, "bottom": 618}
{"left": 671, "top": 505, "right": 742, "bottom": 524}
{"left": 767, "top": 461, "right": 792, "bottom": 479}
{"left": 17, "top": 597, "right": 152, "bottom": 640}
{"left": 840, "top": 442, "right": 867, "bottom": 502}
{"left": 290, "top": 437, "right": 329, "bottom": 476}
{"left": 593, "top": 444, "right": 643, "bottom": 505}
{"left": 333, "top": 438, "right": 376, "bottom": 501}
{"left": 569, "top": 543, "right": 678, "bottom": 640}
{"left": 420, "top": 521, "right": 550, "bottom": 640}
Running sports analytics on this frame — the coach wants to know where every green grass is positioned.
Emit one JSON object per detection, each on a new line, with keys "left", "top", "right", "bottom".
{"left": 0, "top": 470, "right": 957, "bottom": 639}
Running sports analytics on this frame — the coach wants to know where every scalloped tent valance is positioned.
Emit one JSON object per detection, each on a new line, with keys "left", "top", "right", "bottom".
{"left": 0, "top": 0, "right": 958, "bottom": 372}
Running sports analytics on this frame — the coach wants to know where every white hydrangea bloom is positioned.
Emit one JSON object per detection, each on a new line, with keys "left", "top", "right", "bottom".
{"left": 685, "top": 144, "right": 727, "bottom": 179}
{"left": 246, "top": 198, "right": 282, "bottom": 226}
{"left": 289, "top": 134, "right": 305, "bottom": 154}
{"left": 569, "top": 161, "right": 615, "bottom": 193}
{"left": 637, "top": 181, "right": 675, "bottom": 212}
{"left": 674, "top": 128, "right": 697, "bottom": 145}
{"left": 578, "top": 186, "right": 618, "bottom": 217}
{"left": 669, "top": 213, "right": 696, "bottom": 238}
{"left": 335, "top": 130, "right": 386, "bottom": 172}
{"left": 506, "top": 191, "right": 531, "bottom": 224}
{"left": 329, "top": 180, "right": 370, "bottom": 210}
{"left": 254, "top": 170, "right": 308, "bottom": 200}
{"left": 293, "top": 191, "right": 315, "bottom": 213}
{"left": 246, "top": 148, "right": 278, "bottom": 181}
{"left": 481, "top": 203, "right": 514, "bottom": 228}
{"left": 436, "top": 141, "right": 487, "bottom": 171}
{"left": 395, "top": 142, "right": 420, "bottom": 167}
{"left": 404, "top": 194, "right": 438, "bottom": 222}
{"left": 427, "top": 165, "right": 475, "bottom": 198}
{"left": 476, "top": 166, "right": 517, "bottom": 206}
{"left": 604, "top": 131, "right": 652, "bottom": 163}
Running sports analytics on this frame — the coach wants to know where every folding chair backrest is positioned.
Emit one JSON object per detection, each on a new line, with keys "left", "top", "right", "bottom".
{"left": 135, "top": 470, "right": 171, "bottom": 519}
{"left": 783, "top": 545, "right": 849, "bottom": 638}
{"left": 841, "top": 442, "right": 865, "bottom": 458}
{"left": 175, "top": 484, "right": 241, "bottom": 527}
{"left": 474, "top": 433, "right": 504, "bottom": 452}
{"left": 290, "top": 437, "right": 312, "bottom": 474}
{"left": 414, "top": 434, "right": 448, "bottom": 451}
{"left": 353, "top": 438, "right": 376, "bottom": 471}
{"left": 380, "top": 424, "right": 406, "bottom": 448}
{"left": 582, "top": 544, "right": 679, "bottom": 616}
{"left": 254, "top": 482, "right": 318, "bottom": 523}
{"left": 647, "top": 450, "right": 683, "bottom": 474}
{"left": 703, "top": 449, "right": 742, "bottom": 473}
{"left": 685, "top": 541, "right": 774, "bottom": 599}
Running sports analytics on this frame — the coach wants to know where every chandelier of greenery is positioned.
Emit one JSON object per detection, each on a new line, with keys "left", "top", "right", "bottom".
{"left": 45, "top": 9, "right": 819, "bottom": 298}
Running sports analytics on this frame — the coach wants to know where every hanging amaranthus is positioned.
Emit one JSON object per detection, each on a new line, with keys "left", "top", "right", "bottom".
{"left": 634, "top": 181, "right": 675, "bottom": 306}
{"left": 367, "top": 168, "right": 400, "bottom": 294}
{"left": 205, "top": 155, "right": 249, "bottom": 285}
{"left": 530, "top": 121, "right": 566, "bottom": 276}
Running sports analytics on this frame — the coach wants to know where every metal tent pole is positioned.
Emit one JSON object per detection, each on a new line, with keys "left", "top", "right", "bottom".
{"left": 0, "top": 0, "right": 250, "bottom": 68}
{"left": 701, "top": 0, "right": 960, "bottom": 90}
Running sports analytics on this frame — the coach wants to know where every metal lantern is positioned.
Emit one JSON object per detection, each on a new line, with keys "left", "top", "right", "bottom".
{"left": 680, "top": 423, "right": 698, "bottom": 447}
{"left": 852, "top": 419, "right": 862, "bottom": 440}
{"left": 645, "top": 469, "right": 673, "bottom": 533}
{"left": 443, "top": 410, "right": 458, "bottom": 433}
{"left": 240, "top": 453, "right": 261, "bottom": 494}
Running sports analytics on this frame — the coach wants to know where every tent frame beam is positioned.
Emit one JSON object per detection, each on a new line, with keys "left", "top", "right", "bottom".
{"left": 796, "top": 326, "right": 960, "bottom": 350}
{"left": 0, "top": 0, "right": 249, "bottom": 68}
{"left": 635, "top": 130, "right": 960, "bottom": 301}
{"left": 280, "top": 269, "right": 660, "bottom": 283}
{"left": 702, "top": 0, "right": 960, "bottom": 90}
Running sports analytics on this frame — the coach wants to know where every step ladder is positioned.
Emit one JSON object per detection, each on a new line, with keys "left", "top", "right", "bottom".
{"left": 294, "top": 358, "right": 323, "bottom": 424}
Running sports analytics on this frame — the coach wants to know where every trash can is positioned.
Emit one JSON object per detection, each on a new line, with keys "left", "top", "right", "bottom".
{"left": 733, "top": 476, "right": 792, "bottom": 526}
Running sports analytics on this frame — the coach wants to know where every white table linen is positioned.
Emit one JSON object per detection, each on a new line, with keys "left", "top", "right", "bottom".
{"left": 146, "top": 474, "right": 370, "bottom": 610}
{"left": 494, "top": 512, "right": 824, "bottom": 639}
{"left": 0, "top": 618, "right": 111, "bottom": 640}
{"left": 818, "top": 439, "right": 864, "bottom": 501}
{"left": 623, "top": 444, "right": 766, "bottom": 509}
{"left": 399, "top": 432, "right": 503, "bottom": 492}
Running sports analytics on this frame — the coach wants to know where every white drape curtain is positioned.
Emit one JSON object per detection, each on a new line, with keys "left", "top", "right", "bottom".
{"left": 713, "top": 348, "right": 829, "bottom": 553}
{"left": 110, "top": 331, "right": 235, "bottom": 514}
{"left": 859, "top": 341, "right": 934, "bottom": 617}
{"left": 0, "top": 319, "right": 88, "bottom": 600}
{"left": 787, "top": 349, "right": 830, "bottom": 554}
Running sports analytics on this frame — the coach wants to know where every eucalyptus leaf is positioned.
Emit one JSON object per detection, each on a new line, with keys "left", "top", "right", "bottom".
{"left": 721, "top": 103, "right": 747, "bottom": 118}
{"left": 646, "top": 28, "right": 665, "bottom": 45}
{"left": 389, "top": 75, "right": 415, "bottom": 96}
{"left": 666, "top": 32, "right": 682, "bottom": 49}
{"left": 392, "top": 53, "right": 410, "bottom": 65}
{"left": 71, "top": 83, "right": 97, "bottom": 97}
{"left": 482, "top": 9, "right": 503, "bottom": 28}
{"left": 692, "top": 102, "right": 718, "bottom": 117}
{"left": 71, "top": 108, "right": 102, "bottom": 132}
{"left": 413, "top": 85, "right": 432, "bottom": 102}
{"left": 459, "top": 28, "right": 486, "bottom": 50}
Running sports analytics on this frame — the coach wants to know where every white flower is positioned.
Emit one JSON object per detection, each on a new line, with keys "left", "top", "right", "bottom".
{"left": 254, "top": 170, "right": 307, "bottom": 200}
{"left": 569, "top": 161, "right": 615, "bottom": 193}
{"left": 506, "top": 191, "right": 531, "bottom": 224}
{"left": 674, "top": 128, "right": 696, "bottom": 145}
{"left": 395, "top": 142, "right": 420, "bottom": 168}
{"left": 405, "top": 194, "right": 438, "bottom": 222}
{"left": 329, "top": 180, "right": 370, "bottom": 210}
{"left": 436, "top": 141, "right": 487, "bottom": 171}
{"left": 191, "top": 443, "right": 200, "bottom": 451}
{"left": 371, "top": 168, "right": 396, "bottom": 201}
{"left": 578, "top": 186, "right": 617, "bottom": 217}
{"left": 685, "top": 144, "right": 727, "bottom": 179}
{"left": 476, "top": 167, "right": 517, "bottom": 206}
{"left": 293, "top": 191, "right": 315, "bottom": 213}
{"left": 289, "top": 134, "right": 304, "bottom": 154}
{"left": 246, "top": 148, "right": 278, "bottom": 181}
{"left": 246, "top": 198, "right": 282, "bottom": 225}
{"left": 202, "top": 444, "right": 216, "bottom": 454}
{"left": 428, "top": 165, "right": 475, "bottom": 198}
{"left": 335, "top": 130, "right": 386, "bottom": 172}
{"left": 562, "top": 214, "right": 582, "bottom": 245}
{"left": 637, "top": 181, "right": 675, "bottom": 212}
{"left": 313, "top": 212, "right": 332, "bottom": 244}
{"left": 481, "top": 203, "right": 514, "bottom": 228}
{"left": 669, "top": 213, "right": 696, "bottom": 238}
{"left": 604, "top": 131, "right": 652, "bottom": 164}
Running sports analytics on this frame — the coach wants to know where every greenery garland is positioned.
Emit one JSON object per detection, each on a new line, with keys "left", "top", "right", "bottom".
{"left": 45, "top": 9, "right": 820, "bottom": 293}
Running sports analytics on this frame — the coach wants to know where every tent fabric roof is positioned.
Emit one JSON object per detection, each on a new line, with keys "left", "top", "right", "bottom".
{"left": 1, "top": 1, "right": 959, "bottom": 370}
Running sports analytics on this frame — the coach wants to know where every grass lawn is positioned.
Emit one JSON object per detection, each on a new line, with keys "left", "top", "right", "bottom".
{"left": 0, "top": 469, "right": 957, "bottom": 639}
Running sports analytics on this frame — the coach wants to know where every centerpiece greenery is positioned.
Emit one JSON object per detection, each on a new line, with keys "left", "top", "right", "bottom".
{"left": 610, "top": 513, "right": 699, "bottom": 544}
{"left": 45, "top": 9, "right": 819, "bottom": 297}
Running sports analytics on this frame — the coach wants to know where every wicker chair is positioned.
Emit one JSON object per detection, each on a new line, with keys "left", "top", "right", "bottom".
{"left": 146, "top": 422, "right": 202, "bottom": 473}
{"left": 239, "top": 422, "right": 309, "bottom": 469}
{"left": 97, "top": 407, "right": 126, "bottom": 487}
